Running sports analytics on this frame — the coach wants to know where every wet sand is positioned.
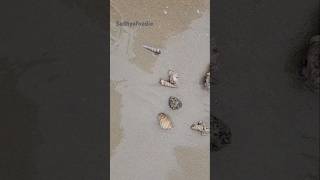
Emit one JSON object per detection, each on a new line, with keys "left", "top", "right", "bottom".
{"left": 110, "top": 81, "right": 123, "bottom": 156}
{"left": 111, "top": 0, "right": 209, "bottom": 72}
{"left": 110, "top": 1, "right": 210, "bottom": 180}
{"left": 169, "top": 146, "right": 210, "bottom": 180}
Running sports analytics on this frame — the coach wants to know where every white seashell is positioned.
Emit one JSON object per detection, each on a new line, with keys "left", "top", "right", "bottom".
{"left": 168, "top": 70, "right": 178, "bottom": 84}
{"left": 160, "top": 79, "right": 177, "bottom": 88}
{"left": 204, "top": 72, "right": 210, "bottom": 90}
{"left": 158, "top": 113, "right": 173, "bottom": 129}
{"left": 191, "top": 121, "right": 210, "bottom": 135}
{"left": 143, "top": 45, "right": 161, "bottom": 55}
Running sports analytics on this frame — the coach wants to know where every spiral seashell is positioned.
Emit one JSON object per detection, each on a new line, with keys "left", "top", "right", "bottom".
{"left": 143, "top": 45, "right": 161, "bottom": 55}
{"left": 160, "top": 79, "right": 177, "bottom": 88}
{"left": 191, "top": 121, "right": 210, "bottom": 135}
{"left": 158, "top": 113, "right": 173, "bottom": 129}
{"left": 168, "top": 70, "right": 179, "bottom": 84}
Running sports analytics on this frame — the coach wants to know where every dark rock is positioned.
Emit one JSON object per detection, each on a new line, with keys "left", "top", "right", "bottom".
{"left": 168, "top": 96, "right": 182, "bottom": 110}
{"left": 211, "top": 115, "right": 232, "bottom": 152}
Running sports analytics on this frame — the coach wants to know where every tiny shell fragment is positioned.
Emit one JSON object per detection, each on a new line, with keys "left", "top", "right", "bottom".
{"left": 191, "top": 121, "right": 209, "bottom": 135}
{"left": 168, "top": 70, "right": 179, "bottom": 84}
{"left": 158, "top": 113, "right": 173, "bottom": 129}
{"left": 204, "top": 72, "right": 210, "bottom": 90}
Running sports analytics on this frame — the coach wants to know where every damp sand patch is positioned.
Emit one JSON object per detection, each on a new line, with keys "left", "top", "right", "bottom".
{"left": 110, "top": 81, "right": 123, "bottom": 156}
{"left": 169, "top": 146, "right": 210, "bottom": 180}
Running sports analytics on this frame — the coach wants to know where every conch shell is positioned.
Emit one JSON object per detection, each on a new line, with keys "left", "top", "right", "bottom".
{"left": 143, "top": 45, "right": 161, "bottom": 55}
{"left": 191, "top": 121, "right": 209, "bottom": 135}
{"left": 158, "top": 113, "right": 173, "bottom": 129}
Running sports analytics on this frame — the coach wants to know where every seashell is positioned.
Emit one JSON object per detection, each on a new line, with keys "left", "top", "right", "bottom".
{"left": 158, "top": 113, "right": 173, "bottom": 129}
{"left": 159, "top": 70, "right": 179, "bottom": 88}
{"left": 143, "top": 45, "right": 161, "bottom": 55}
{"left": 168, "top": 70, "right": 179, "bottom": 84}
{"left": 191, "top": 121, "right": 210, "bottom": 136}
{"left": 168, "top": 96, "right": 182, "bottom": 110}
{"left": 204, "top": 72, "right": 210, "bottom": 90}
{"left": 160, "top": 79, "right": 177, "bottom": 88}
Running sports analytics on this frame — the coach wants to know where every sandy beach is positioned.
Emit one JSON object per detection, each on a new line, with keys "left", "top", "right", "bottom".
{"left": 110, "top": 0, "right": 210, "bottom": 179}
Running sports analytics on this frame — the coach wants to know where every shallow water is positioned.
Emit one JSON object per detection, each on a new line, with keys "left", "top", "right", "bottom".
{"left": 111, "top": 0, "right": 209, "bottom": 73}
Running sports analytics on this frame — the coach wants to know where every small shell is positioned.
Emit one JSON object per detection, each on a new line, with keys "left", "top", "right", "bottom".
{"left": 204, "top": 72, "right": 210, "bottom": 89}
{"left": 191, "top": 121, "right": 210, "bottom": 135}
{"left": 143, "top": 45, "right": 161, "bottom": 55}
{"left": 158, "top": 113, "right": 173, "bottom": 129}
{"left": 168, "top": 70, "right": 179, "bottom": 84}
{"left": 169, "top": 96, "right": 182, "bottom": 110}
{"left": 160, "top": 79, "right": 177, "bottom": 88}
